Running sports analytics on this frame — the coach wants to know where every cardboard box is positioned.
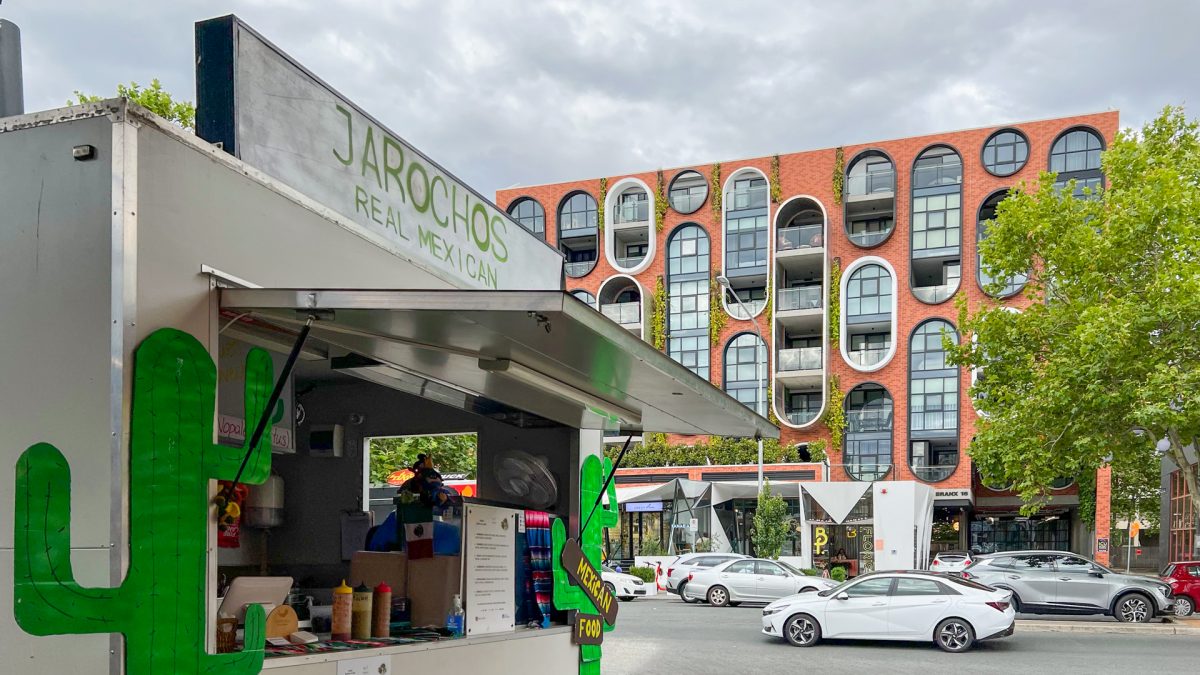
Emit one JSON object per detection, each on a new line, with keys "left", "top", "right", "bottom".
{"left": 408, "top": 555, "right": 461, "bottom": 628}
{"left": 348, "top": 552, "right": 461, "bottom": 628}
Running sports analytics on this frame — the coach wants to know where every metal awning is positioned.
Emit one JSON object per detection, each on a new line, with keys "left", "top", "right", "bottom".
{"left": 220, "top": 288, "right": 777, "bottom": 439}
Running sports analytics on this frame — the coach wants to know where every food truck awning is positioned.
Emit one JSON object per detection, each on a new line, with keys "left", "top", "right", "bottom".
{"left": 221, "top": 288, "right": 778, "bottom": 439}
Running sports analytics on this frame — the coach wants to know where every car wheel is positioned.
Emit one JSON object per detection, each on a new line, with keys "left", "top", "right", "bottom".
{"left": 934, "top": 618, "right": 975, "bottom": 653}
{"left": 604, "top": 582, "right": 616, "bottom": 597}
{"left": 1174, "top": 596, "right": 1194, "bottom": 617}
{"left": 679, "top": 581, "right": 697, "bottom": 603}
{"left": 799, "top": 586, "right": 818, "bottom": 593}
{"left": 728, "top": 602, "right": 741, "bottom": 607}
{"left": 1115, "top": 593, "right": 1153, "bottom": 623}
{"left": 1007, "top": 592, "right": 1022, "bottom": 614}
{"left": 707, "top": 586, "right": 730, "bottom": 607}
{"left": 784, "top": 613, "right": 822, "bottom": 647}
{"left": 620, "top": 596, "right": 634, "bottom": 602}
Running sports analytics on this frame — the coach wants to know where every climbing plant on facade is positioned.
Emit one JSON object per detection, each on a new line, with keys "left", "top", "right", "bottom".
{"left": 828, "top": 258, "right": 842, "bottom": 347}
{"left": 766, "top": 386, "right": 780, "bottom": 426}
{"left": 597, "top": 177, "right": 608, "bottom": 234}
{"left": 824, "top": 373, "right": 846, "bottom": 454}
{"left": 807, "top": 439, "right": 829, "bottom": 464}
{"left": 650, "top": 275, "right": 668, "bottom": 351}
{"left": 708, "top": 275, "right": 728, "bottom": 346}
{"left": 770, "top": 154, "right": 782, "bottom": 203}
{"left": 709, "top": 162, "right": 722, "bottom": 220}
{"left": 654, "top": 170, "right": 669, "bottom": 232}
{"left": 832, "top": 147, "right": 845, "bottom": 206}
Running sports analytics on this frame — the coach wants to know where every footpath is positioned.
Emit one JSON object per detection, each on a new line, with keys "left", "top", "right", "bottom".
{"left": 1017, "top": 614, "right": 1200, "bottom": 636}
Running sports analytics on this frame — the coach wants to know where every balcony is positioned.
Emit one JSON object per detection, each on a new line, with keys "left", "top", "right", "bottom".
{"left": 776, "top": 346, "right": 822, "bottom": 389}
{"left": 565, "top": 260, "right": 597, "bottom": 278}
{"left": 846, "top": 408, "right": 893, "bottom": 433}
{"left": 847, "top": 347, "right": 888, "bottom": 369}
{"left": 911, "top": 283, "right": 958, "bottom": 304}
{"left": 912, "top": 164, "right": 963, "bottom": 190}
{"left": 911, "top": 465, "right": 956, "bottom": 482}
{"left": 777, "top": 224, "right": 824, "bottom": 252}
{"left": 846, "top": 169, "right": 895, "bottom": 198}
{"left": 787, "top": 409, "right": 820, "bottom": 426}
{"left": 776, "top": 286, "right": 823, "bottom": 332}
{"left": 611, "top": 201, "right": 651, "bottom": 231}
{"left": 615, "top": 255, "right": 647, "bottom": 269}
{"left": 728, "top": 185, "right": 769, "bottom": 211}
{"left": 600, "top": 301, "right": 642, "bottom": 328}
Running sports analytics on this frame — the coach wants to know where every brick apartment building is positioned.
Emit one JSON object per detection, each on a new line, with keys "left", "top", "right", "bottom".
{"left": 497, "top": 112, "right": 1118, "bottom": 559}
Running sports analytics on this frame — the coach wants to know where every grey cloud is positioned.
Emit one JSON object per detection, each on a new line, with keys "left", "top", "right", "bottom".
{"left": 5, "top": 0, "right": 1198, "bottom": 199}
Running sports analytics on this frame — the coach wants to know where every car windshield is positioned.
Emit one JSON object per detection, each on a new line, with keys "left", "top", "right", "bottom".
{"left": 817, "top": 579, "right": 857, "bottom": 597}
{"left": 601, "top": 565, "right": 616, "bottom": 574}
{"left": 777, "top": 561, "right": 807, "bottom": 576}
{"left": 941, "top": 575, "right": 996, "bottom": 592}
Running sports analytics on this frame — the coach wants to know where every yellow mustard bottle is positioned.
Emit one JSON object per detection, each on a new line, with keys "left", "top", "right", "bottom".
{"left": 331, "top": 579, "right": 353, "bottom": 641}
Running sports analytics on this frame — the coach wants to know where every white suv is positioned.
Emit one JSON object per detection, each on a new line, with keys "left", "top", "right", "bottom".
{"left": 665, "top": 553, "right": 748, "bottom": 602}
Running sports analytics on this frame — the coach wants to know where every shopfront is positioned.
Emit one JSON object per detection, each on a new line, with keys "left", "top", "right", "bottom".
{"left": 0, "top": 15, "right": 776, "bottom": 675}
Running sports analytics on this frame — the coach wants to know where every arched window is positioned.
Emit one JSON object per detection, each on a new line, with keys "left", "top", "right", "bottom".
{"left": 571, "top": 289, "right": 596, "bottom": 309}
{"left": 558, "top": 191, "right": 598, "bottom": 277}
{"left": 981, "top": 129, "right": 1029, "bottom": 177}
{"left": 507, "top": 198, "right": 545, "bottom": 239}
{"left": 844, "top": 151, "right": 896, "bottom": 247}
{"left": 908, "top": 320, "right": 960, "bottom": 482}
{"left": 911, "top": 146, "right": 962, "bottom": 304}
{"left": 977, "top": 191, "right": 1028, "bottom": 298}
{"left": 844, "top": 263, "right": 893, "bottom": 369}
{"left": 724, "top": 333, "right": 767, "bottom": 415}
{"left": 668, "top": 170, "right": 708, "bottom": 214}
{"left": 667, "top": 224, "right": 711, "bottom": 379}
{"left": 845, "top": 383, "right": 893, "bottom": 481}
{"left": 1050, "top": 128, "right": 1104, "bottom": 196}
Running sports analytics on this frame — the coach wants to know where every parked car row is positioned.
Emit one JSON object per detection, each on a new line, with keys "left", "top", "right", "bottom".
{"left": 659, "top": 549, "right": 1182, "bottom": 654}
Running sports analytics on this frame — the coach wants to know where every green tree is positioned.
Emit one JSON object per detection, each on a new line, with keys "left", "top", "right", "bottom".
{"left": 950, "top": 107, "right": 1200, "bottom": 515}
{"left": 368, "top": 434, "right": 477, "bottom": 485}
{"left": 72, "top": 79, "right": 196, "bottom": 130}
{"left": 751, "top": 479, "right": 789, "bottom": 560}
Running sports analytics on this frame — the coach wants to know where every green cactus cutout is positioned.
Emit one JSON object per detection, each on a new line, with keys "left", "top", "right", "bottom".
{"left": 14, "top": 328, "right": 275, "bottom": 674}
{"left": 551, "top": 454, "right": 618, "bottom": 675}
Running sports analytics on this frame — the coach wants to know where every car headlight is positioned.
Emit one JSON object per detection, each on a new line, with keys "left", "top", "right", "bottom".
{"left": 1158, "top": 584, "right": 1172, "bottom": 596}
{"left": 763, "top": 607, "right": 783, "bottom": 616}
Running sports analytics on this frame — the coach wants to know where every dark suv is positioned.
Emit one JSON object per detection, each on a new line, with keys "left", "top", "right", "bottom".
{"left": 964, "top": 550, "right": 1174, "bottom": 622}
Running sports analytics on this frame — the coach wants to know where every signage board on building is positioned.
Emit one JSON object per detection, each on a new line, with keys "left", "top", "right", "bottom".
{"left": 195, "top": 15, "right": 563, "bottom": 292}
{"left": 625, "top": 501, "right": 663, "bottom": 513}
{"left": 933, "top": 488, "right": 973, "bottom": 503}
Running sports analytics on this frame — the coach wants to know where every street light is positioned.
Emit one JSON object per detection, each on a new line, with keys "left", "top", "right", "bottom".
{"left": 716, "top": 274, "right": 767, "bottom": 492}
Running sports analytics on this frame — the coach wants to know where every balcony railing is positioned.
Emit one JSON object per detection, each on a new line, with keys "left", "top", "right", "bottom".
{"left": 778, "top": 286, "right": 822, "bottom": 312}
{"left": 912, "top": 164, "right": 963, "bottom": 190}
{"left": 560, "top": 214, "right": 597, "bottom": 232}
{"left": 911, "top": 464, "right": 956, "bottom": 482}
{"left": 846, "top": 170, "right": 895, "bottom": 197}
{"left": 600, "top": 301, "right": 642, "bottom": 325}
{"left": 615, "top": 255, "right": 646, "bottom": 269}
{"left": 912, "top": 284, "right": 958, "bottom": 304}
{"left": 787, "top": 410, "right": 820, "bottom": 425}
{"left": 777, "top": 224, "right": 824, "bottom": 251}
{"left": 846, "top": 462, "right": 892, "bottom": 481}
{"left": 847, "top": 347, "right": 888, "bottom": 368}
{"left": 846, "top": 407, "right": 893, "bottom": 433}
{"left": 778, "top": 346, "right": 822, "bottom": 372}
{"left": 670, "top": 189, "right": 706, "bottom": 213}
{"left": 564, "top": 260, "right": 596, "bottom": 278}
{"left": 727, "top": 298, "right": 767, "bottom": 319}
{"left": 613, "top": 202, "right": 650, "bottom": 224}
{"left": 847, "top": 224, "right": 893, "bottom": 248}
{"left": 910, "top": 411, "right": 958, "bottom": 433}
{"left": 728, "top": 185, "right": 769, "bottom": 211}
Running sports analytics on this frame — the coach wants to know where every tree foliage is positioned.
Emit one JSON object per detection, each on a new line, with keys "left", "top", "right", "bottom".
{"left": 603, "top": 436, "right": 811, "bottom": 468}
{"left": 368, "top": 434, "right": 477, "bottom": 485}
{"left": 752, "top": 479, "right": 789, "bottom": 560}
{"left": 72, "top": 79, "right": 196, "bottom": 130}
{"left": 950, "top": 107, "right": 1200, "bottom": 514}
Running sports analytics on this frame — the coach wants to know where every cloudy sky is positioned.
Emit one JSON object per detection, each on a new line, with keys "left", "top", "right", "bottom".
{"left": 5, "top": 1, "right": 1198, "bottom": 197}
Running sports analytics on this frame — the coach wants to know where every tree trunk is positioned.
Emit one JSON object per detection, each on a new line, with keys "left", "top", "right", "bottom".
{"left": 1166, "top": 428, "right": 1200, "bottom": 516}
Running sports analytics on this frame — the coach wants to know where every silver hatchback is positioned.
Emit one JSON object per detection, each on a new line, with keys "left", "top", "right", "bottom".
{"left": 964, "top": 550, "right": 1174, "bottom": 622}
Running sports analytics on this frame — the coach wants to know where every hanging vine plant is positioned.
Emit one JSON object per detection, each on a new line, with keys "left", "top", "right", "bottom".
{"left": 709, "top": 274, "right": 728, "bottom": 346}
{"left": 763, "top": 280, "right": 774, "bottom": 325}
{"left": 832, "top": 147, "right": 845, "bottom": 206}
{"left": 828, "top": 257, "right": 842, "bottom": 347}
{"left": 824, "top": 373, "right": 846, "bottom": 454}
{"left": 766, "top": 386, "right": 780, "bottom": 426}
{"left": 806, "top": 438, "right": 828, "bottom": 464}
{"left": 709, "top": 162, "right": 722, "bottom": 221}
{"left": 597, "top": 177, "right": 608, "bottom": 234}
{"left": 770, "top": 154, "right": 782, "bottom": 203}
{"left": 654, "top": 169, "right": 669, "bottom": 232}
{"left": 651, "top": 275, "right": 668, "bottom": 351}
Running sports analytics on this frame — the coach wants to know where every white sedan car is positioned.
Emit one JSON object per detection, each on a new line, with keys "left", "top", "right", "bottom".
{"left": 762, "top": 572, "right": 1015, "bottom": 653}
{"left": 682, "top": 558, "right": 839, "bottom": 606}
{"left": 601, "top": 565, "right": 648, "bottom": 601}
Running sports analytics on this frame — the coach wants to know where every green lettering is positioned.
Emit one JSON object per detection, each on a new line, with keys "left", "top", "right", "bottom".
{"left": 382, "top": 135, "right": 406, "bottom": 198}
{"left": 354, "top": 186, "right": 369, "bottom": 216}
{"left": 430, "top": 175, "right": 450, "bottom": 228}
{"left": 333, "top": 104, "right": 354, "bottom": 166}
{"left": 407, "top": 161, "right": 431, "bottom": 213}
{"left": 450, "top": 185, "right": 470, "bottom": 234}
{"left": 489, "top": 215, "right": 509, "bottom": 263}
{"left": 470, "top": 202, "right": 492, "bottom": 253}
{"left": 360, "top": 125, "right": 383, "bottom": 189}
{"left": 369, "top": 194, "right": 384, "bottom": 225}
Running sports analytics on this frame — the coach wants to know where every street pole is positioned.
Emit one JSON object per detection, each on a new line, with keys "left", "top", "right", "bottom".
{"left": 1126, "top": 513, "right": 1136, "bottom": 573}
{"left": 717, "top": 275, "right": 766, "bottom": 492}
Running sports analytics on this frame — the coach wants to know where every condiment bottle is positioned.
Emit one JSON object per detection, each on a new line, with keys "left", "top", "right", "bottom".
{"left": 351, "top": 583, "right": 373, "bottom": 639}
{"left": 372, "top": 582, "right": 392, "bottom": 638}
{"left": 331, "top": 580, "right": 353, "bottom": 641}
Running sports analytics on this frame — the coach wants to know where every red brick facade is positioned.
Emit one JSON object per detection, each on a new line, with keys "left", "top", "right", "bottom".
{"left": 498, "top": 112, "right": 1119, "bottom": 506}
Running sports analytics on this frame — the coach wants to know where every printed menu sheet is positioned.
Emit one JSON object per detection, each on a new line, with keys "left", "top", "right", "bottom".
{"left": 464, "top": 503, "right": 518, "bottom": 635}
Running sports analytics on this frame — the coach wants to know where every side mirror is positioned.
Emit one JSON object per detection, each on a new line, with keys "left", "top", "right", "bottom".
{"left": 1089, "top": 570, "right": 1104, "bottom": 578}
{"left": 836, "top": 592, "right": 850, "bottom": 601}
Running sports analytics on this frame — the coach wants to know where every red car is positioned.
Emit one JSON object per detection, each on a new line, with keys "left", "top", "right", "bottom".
{"left": 1162, "top": 561, "right": 1200, "bottom": 616}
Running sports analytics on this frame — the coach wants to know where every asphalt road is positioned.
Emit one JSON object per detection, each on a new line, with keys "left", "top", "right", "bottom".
{"left": 604, "top": 597, "right": 1194, "bottom": 674}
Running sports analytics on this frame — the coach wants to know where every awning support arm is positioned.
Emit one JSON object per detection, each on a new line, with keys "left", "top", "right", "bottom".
{"left": 222, "top": 315, "right": 315, "bottom": 498}
{"left": 582, "top": 435, "right": 631, "bottom": 533}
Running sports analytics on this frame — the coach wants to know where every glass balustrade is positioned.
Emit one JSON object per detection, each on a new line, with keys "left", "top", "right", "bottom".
{"left": 846, "top": 169, "right": 896, "bottom": 196}
{"left": 777, "top": 224, "right": 824, "bottom": 251}
{"left": 912, "top": 164, "right": 963, "bottom": 190}
{"left": 847, "top": 347, "right": 888, "bottom": 368}
{"left": 564, "top": 260, "right": 596, "bottom": 277}
{"left": 778, "top": 286, "right": 822, "bottom": 311}
{"left": 787, "top": 410, "right": 820, "bottom": 425}
{"left": 777, "top": 347, "right": 822, "bottom": 372}
{"left": 600, "top": 301, "right": 642, "bottom": 325}
{"left": 729, "top": 185, "right": 769, "bottom": 210}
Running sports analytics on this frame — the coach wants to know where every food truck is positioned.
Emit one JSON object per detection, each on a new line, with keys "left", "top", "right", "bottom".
{"left": 0, "top": 15, "right": 775, "bottom": 675}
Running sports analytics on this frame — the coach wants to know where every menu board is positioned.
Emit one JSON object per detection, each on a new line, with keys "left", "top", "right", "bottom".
{"left": 463, "top": 503, "right": 518, "bottom": 635}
